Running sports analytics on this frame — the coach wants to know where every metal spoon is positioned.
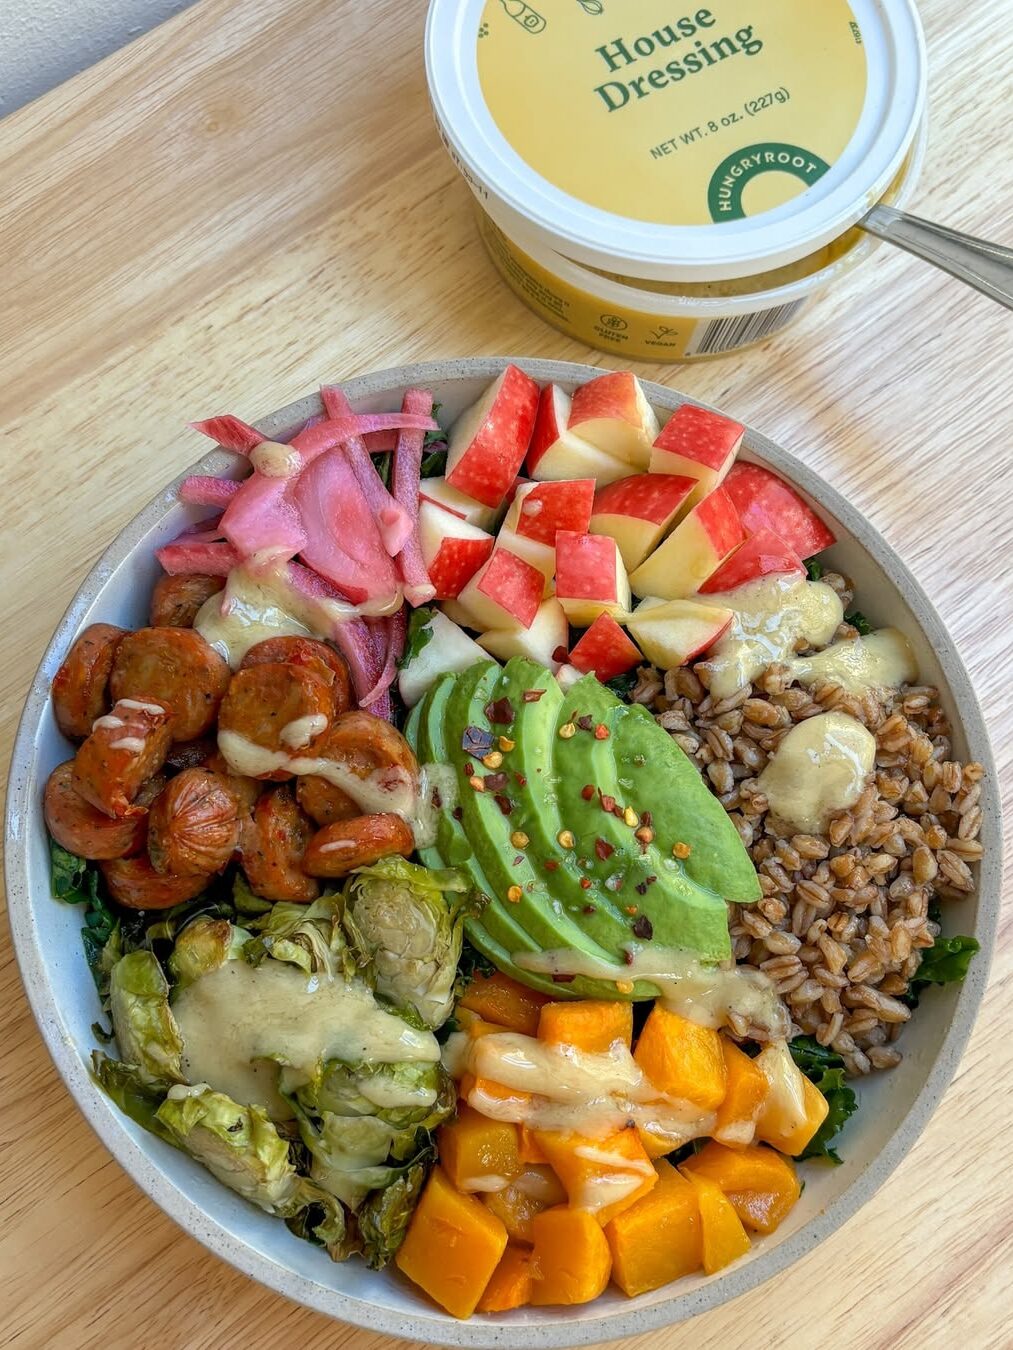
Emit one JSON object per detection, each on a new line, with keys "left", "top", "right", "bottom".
{"left": 860, "top": 205, "right": 1013, "bottom": 310}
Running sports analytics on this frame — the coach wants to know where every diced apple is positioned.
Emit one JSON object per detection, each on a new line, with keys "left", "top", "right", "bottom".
{"left": 398, "top": 610, "right": 490, "bottom": 707}
{"left": 554, "top": 531, "right": 631, "bottom": 627}
{"left": 526, "top": 383, "right": 629, "bottom": 485}
{"left": 698, "top": 527, "right": 805, "bottom": 595}
{"left": 506, "top": 479, "right": 596, "bottom": 545}
{"left": 567, "top": 371, "right": 660, "bottom": 469}
{"left": 479, "top": 598, "right": 569, "bottom": 671}
{"left": 723, "top": 462, "right": 836, "bottom": 559}
{"left": 439, "top": 597, "right": 481, "bottom": 630}
{"left": 627, "top": 598, "right": 733, "bottom": 669}
{"left": 555, "top": 663, "right": 584, "bottom": 692}
{"left": 457, "top": 547, "right": 545, "bottom": 631}
{"left": 589, "top": 473, "right": 696, "bottom": 571}
{"left": 629, "top": 487, "right": 744, "bottom": 600}
{"left": 495, "top": 527, "right": 555, "bottom": 598}
{"left": 568, "top": 614, "right": 642, "bottom": 683}
{"left": 650, "top": 404, "right": 744, "bottom": 506}
{"left": 445, "top": 364, "right": 540, "bottom": 508}
{"left": 418, "top": 476, "right": 504, "bottom": 532}
{"left": 418, "top": 501, "right": 494, "bottom": 599}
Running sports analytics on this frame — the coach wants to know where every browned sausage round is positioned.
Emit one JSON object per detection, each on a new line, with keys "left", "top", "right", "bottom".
{"left": 315, "top": 711, "right": 418, "bottom": 784}
{"left": 44, "top": 761, "right": 147, "bottom": 860}
{"left": 110, "top": 627, "right": 231, "bottom": 741}
{"left": 217, "top": 662, "right": 335, "bottom": 780}
{"left": 164, "top": 737, "right": 217, "bottom": 772}
{"left": 302, "top": 814, "right": 414, "bottom": 877}
{"left": 296, "top": 775, "right": 360, "bottom": 826}
{"left": 241, "top": 637, "right": 352, "bottom": 712}
{"left": 239, "top": 785, "right": 319, "bottom": 902}
{"left": 72, "top": 699, "right": 173, "bottom": 818}
{"left": 204, "top": 750, "right": 261, "bottom": 813}
{"left": 149, "top": 574, "right": 225, "bottom": 628}
{"left": 147, "top": 768, "right": 241, "bottom": 876}
{"left": 51, "top": 623, "right": 127, "bottom": 740}
{"left": 100, "top": 855, "right": 209, "bottom": 910}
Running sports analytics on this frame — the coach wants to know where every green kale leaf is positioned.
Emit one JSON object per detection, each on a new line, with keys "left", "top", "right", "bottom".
{"left": 789, "top": 1036, "right": 858, "bottom": 1164}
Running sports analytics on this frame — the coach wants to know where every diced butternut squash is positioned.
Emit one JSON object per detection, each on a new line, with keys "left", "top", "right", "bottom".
{"left": 396, "top": 1167, "right": 508, "bottom": 1319}
{"left": 438, "top": 1105, "right": 522, "bottom": 1192}
{"left": 533, "top": 1127, "right": 656, "bottom": 1227}
{"left": 477, "top": 1244, "right": 533, "bottom": 1313}
{"left": 713, "top": 1039, "right": 768, "bottom": 1148}
{"left": 462, "top": 1012, "right": 507, "bottom": 1040}
{"left": 459, "top": 971, "right": 550, "bottom": 1035}
{"left": 518, "top": 1123, "right": 549, "bottom": 1165}
{"left": 604, "top": 1159, "right": 702, "bottom": 1296}
{"left": 681, "top": 1170, "right": 751, "bottom": 1275}
{"left": 681, "top": 1141, "right": 801, "bottom": 1235}
{"left": 634, "top": 1006, "right": 727, "bottom": 1111}
{"left": 482, "top": 1167, "right": 567, "bottom": 1243}
{"left": 538, "top": 999, "right": 633, "bottom": 1053}
{"left": 753, "top": 1041, "right": 830, "bottom": 1156}
{"left": 530, "top": 1206, "right": 612, "bottom": 1306}
{"left": 464, "top": 1076, "right": 534, "bottom": 1116}
{"left": 637, "top": 1121, "right": 686, "bottom": 1160}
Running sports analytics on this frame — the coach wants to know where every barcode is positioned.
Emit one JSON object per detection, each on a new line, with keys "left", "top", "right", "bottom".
{"left": 686, "top": 299, "right": 807, "bottom": 357}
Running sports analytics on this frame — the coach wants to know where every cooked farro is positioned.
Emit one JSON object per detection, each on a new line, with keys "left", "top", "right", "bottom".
{"left": 644, "top": 569, "right": 984, "bottom": 1076}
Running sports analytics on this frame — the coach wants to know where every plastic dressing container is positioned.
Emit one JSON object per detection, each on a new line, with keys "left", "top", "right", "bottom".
{"left": 426, "top": 0, "right": 927, "bottom": 360}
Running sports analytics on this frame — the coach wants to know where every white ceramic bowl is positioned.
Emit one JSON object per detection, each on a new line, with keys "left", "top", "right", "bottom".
{"left": 5, "top": 358, "right": 1000, "bottom": 1346}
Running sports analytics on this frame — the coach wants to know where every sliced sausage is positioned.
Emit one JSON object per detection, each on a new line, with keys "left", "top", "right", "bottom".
{"left": 110, "top": 627, "right": 231, "bottom": 741}
{"left": 164, "top": 737, "right": 217, "bottom": 772}
{"left": 239, "top": 785, "right": 320, "bottom": 902}
{"left": 217, "top": 662, "right": 335, "bottom": 780}
{"left": 72, "top": 699, "right": 173, "bottom": 818}
{"left": 100, "top": 855, "right": 209, "bottom": 910}
{"left": 51, "top": 623, "right": 127, "bottom": 740}
{"left": 296, "top": 775, "right": 360, "bottom": 826}
{"left": 314, "top": 711, "right": 418, "bottom": 784}
{"left": 147, "top": 768, "right": 241, "bottom": 876}
{"left": 302, "top": 814, "right": 414, "bottom": 877}
{"left": 204, "top": 750, "right": 261, "bottom": 813}
{"left": 44, "top": 761, "right": 147, "bottom": 860}
{"left": 241, "top": 637, "right": 352, "bottom": 712}
{"left": 149, "top": 573, "right": 224, "bottom": 628}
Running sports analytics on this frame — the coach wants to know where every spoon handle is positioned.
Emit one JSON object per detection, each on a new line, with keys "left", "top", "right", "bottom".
{"left": 860, "top": 205, "right": 1013, "bottom": 311}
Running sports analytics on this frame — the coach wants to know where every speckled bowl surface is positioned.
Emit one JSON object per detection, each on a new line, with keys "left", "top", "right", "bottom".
{"left": 5, "top": 358, "right": 1000, "bottom": 1346}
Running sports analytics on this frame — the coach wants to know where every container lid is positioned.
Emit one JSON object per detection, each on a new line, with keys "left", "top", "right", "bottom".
{"left": 426, "top": 0, "right": 926, "bottom": 281}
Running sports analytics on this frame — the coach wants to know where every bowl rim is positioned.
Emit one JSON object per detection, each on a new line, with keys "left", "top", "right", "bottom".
{"left": 5, "top": 356, "right": 1001, "bottom": 1347}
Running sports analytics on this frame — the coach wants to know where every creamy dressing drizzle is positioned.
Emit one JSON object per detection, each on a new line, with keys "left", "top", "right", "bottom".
{"left": 512, "top": 947, "right": 789, "bottom": 1039}
{"left": 108, "top": 736, "right": 146, "bottom": 753}
{"left": 279, "top": 714, "right": 329, "bottom": 749}
{"left": 696, "top": 575, "right": 844, "bottom": 700}
{"left": 173, "top": 960, "right": 439, "bottom": 1121}
{"left": 91, "top": 715, "right": 124, "bottom": 732}
{"left": 217, "top": 728, "right": 454, "bottom": 847}
{"left": 758, "top": 711, "right": 875, "bottom": 833}
{"left": 195, "top": 569, "right": 314, "bottom": 669}
{"left": 249, "top": 441, "right": 301, "bottom": 479}
{"left": 116, "top": 698, "right": 168, "bottom": 715}
{"left": 789, "top": 627, "right": 919, "bottom": 695}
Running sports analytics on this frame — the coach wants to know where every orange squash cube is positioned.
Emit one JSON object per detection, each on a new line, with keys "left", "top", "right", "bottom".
{"left": 533, "top": 1126, "right": 656, "bottom": 1227}
{"left": 604, "top": 1159, "right": 702, "bottom": 1296}
{"left": 438, "top": 1104, "right": 523, "bottom": 1192}
{"left": 518, "top": 1123, "right": 549, "bottom": 1165}
{"left": 681, "top": 1169, "right": 751, "bottom": 1274}
{"left": 713, "top": 1039, "right": 767, "bottom": 1148}
{"left": 530, "top": 1206, "right": 612, "bottom": 1306}
{"left": 396, "top": 1167, "right": 508, "bottom": 1319}
{"left": 634, "top": 1006, "right": 727, "bottom": 1111}
{"left": 482, "top": 1166, "right": 568, "bottom": 1243}
{"left": 753, "top": 1042, "right": 830, "bottom": 1156}
{"left": 477, "top": 1244, "right": 533, "bottom": 1313}
{"left": 538, "top": 999, "right": 634, "bottom": 1054}
{"left": 681, "top": 1140, "right": 801, "bottom": 1234}
{"left": 459, "top": 971, "right": 549, "bottom": 1035}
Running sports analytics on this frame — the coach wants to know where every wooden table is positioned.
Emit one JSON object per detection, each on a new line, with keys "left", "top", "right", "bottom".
{"left": 2, "top": 2, "right": 1010, "bottom": 1346}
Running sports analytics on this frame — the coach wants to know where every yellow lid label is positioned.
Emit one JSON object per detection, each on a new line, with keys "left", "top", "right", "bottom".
{"left": 478, "top": 1, "right": 867, "bottom": 226}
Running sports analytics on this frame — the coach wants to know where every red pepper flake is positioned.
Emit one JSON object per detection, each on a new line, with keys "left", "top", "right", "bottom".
{"left": 513, "top": 855, "right": 524, "bottom": 865}
{"left": 552, "top": 973, "right": 576, "bottom": 984}
{"left": 581, "top": 784, "right": 595, "bottom": 801}
{"left": 582, "top": 904, "right": 597, "bottom": 915}
{"left": 462, "top": 761, "right": 473, "bottom": 775}
{"left": 594, "top": 838, "right": 615, "bottom": 861}
{"left": 625, "top": 905, "right": 638, "bottom": 915}
{"left": 514, "top": 772, "right": 528, "bottom": 787}
{"left": 494, "top": 794, "right": 514, "bottom": 817}
{"left": 452, "top": 806, "right": 463, "bottom": 821}
{"left": 579, "top": 877, "right": 592, "bottom": 890}
{"left": 432, "top": 787, "right": 443, "bottom": 809}
{"left": 599, "top": 791, "right": 616, "bottom": 814}
{"left": 632, "top": 915, "right": 654, "bottom": 941}
{"left": 522, "top": 688, "right": 545, "bottom": 703}
{"left": 544, "top": 859, "right": 560, "bottom": 872}
{"left": 594, "top": 723, "right": 610, "bottom": 740}
{"left": 484, "top": 772, "right": 509, "bottom": 792}
{"left": 612, "top": 803, "right": 625, "bottom": 820}
{"left": 640, "top": 810, "right": 653, "bottom": 828}
{"left": 576, "top": 714, "right": 594, "bottom": 732}
{"left": 635, "top": 880, "right": 648, "bottom": 896}
{"left": 623, "top": 948, "right": 636, "bottom": 966}
{"left": 484, "top": 697, "right": 515, "bottom": 725}
{"left": 552, "top": 645, "right": 570, "bottom": 664}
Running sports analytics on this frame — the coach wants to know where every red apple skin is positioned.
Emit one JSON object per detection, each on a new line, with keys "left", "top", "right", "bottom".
{"left": 698, "top": 527, "right": 805, "bottom": 595}
{"left": 653, "top": 404, "right": 744, "bottom": 472}
{"left": 428, "top": 536, "right": 495, "bottom": 599}
{"left": 592, "top": 473, "right": 696, "bottom": 525}
{"left": 681, "top": 611, "right": 733, "bottom": 662}
{"left": 470, "top": 548, "right": 544, "bottom": 629}
{"left": 555, "top": 531, "right": 621, "bottom": 605}
{"left": 445, "top": 365, "right": 540, "bottom": 508}
{"left": 723, "top": 462, "right": 836, "bottom": 559}
{"left": 569, "top": 615, "right": 642, "bottom": 682}
{"left": 526, "top": 383, "right": 570, "bottom": 474}
{"left": 512, "top": 479, "right": 596, "bottom": 544}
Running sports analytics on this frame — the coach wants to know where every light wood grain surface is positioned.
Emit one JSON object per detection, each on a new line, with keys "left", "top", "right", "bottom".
{"left": 1, "top": 2, "right": 1011, "bottom": 1346}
